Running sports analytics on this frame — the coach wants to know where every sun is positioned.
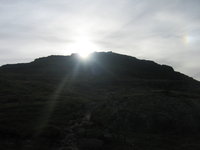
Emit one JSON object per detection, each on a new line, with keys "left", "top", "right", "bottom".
{"left": 78, "top": 50, "right": 92, "bottom": 59}
{"left": 67, "top": 36, "right": 98, "bottom": 59}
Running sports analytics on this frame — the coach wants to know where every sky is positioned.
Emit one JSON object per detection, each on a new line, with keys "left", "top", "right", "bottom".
{"left": 0, "top": 0, "right": 200, "bottom": 80}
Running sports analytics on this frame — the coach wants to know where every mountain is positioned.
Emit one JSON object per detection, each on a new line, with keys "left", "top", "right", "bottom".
{"left": 0, "top": 52, "right": 200, "bottom": 150}
{"left": 0, "top": 52, "right": 193, "bottom": 80}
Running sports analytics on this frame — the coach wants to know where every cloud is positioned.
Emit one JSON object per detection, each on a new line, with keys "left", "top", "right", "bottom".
{"left": 0, "top": 0, "right": 200, "bottom": 80}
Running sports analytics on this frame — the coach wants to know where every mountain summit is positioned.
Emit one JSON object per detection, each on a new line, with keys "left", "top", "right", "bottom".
{"left": 0, "top": 52, "right": 195, "bottom": 81}
{"left": 0, "top": 52, "right": 200, "bottom": 150}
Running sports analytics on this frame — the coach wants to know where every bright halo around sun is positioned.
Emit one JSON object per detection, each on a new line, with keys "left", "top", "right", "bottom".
{"left": 67, "top": 36, "right": 98, "bottom": 59}
{"left": 78, "top": 49, "right": 92, "bottom": 59}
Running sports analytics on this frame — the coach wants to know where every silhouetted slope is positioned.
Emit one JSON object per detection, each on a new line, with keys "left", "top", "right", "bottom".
{"left": 0, "top": 52, "right": 200, "bottom": 150}
{"left": 0, "top": 52, "right": 195, "bottom": 81}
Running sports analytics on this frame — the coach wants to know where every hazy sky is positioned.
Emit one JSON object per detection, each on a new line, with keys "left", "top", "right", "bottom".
{"left": 0, "top": 0, "right": 200, "bottom": 80}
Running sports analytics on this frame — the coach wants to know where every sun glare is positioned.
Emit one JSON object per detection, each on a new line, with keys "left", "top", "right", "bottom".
{"left": 78, "top": 51, "right": 91, "bottom": 59}
{"left": 67, "top": 36, "right": 98, "bottom": 59}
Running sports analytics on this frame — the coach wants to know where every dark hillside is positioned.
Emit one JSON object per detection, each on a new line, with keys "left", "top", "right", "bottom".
{"left": 0, "top": 52, "right": 190, "bottom": 79}
{"left": 0, "top": 52, "right": 200, "bottom": 150}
